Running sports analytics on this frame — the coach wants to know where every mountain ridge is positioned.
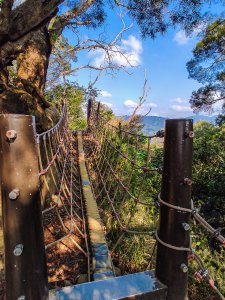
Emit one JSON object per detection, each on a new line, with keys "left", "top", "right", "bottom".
{"left": 120, "top": 115, "right": 217, "bottom": 135}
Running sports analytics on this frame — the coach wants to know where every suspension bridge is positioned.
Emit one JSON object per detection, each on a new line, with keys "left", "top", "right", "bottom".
{"left": 0, "top": 100, "right": 224, "bottom": 300}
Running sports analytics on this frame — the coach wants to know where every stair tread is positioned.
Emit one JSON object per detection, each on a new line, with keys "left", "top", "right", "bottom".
{"left": 50, "top": 270, "right": 167, "bottom": 300}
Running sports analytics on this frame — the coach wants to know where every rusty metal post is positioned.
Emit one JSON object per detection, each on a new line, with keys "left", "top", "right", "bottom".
{"left": 155, "top": 119, "right": 193, "bottom": 300}
{"left": 0, "top": 115, "right": 48, "bottom": 299}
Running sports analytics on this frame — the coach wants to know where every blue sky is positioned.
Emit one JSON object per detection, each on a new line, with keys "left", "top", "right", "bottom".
{"left": 63, "top": 2, "right": 224, "bottom": 117}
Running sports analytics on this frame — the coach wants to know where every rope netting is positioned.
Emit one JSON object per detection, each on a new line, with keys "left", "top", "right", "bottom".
{"left": 29, "top": 97, "right": 224, "bottom": 298}
{"left": 84, "top": 100, "right": 225, "bottom": 299}
{"left": 36, "top": 105, "right": 90, "bottom": 286}
{"left": 84, "top": 102, "right": 164, "bottom": 271}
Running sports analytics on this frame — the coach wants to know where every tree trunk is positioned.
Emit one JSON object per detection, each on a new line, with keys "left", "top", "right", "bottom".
{"left": 0, "top": 27, "right": 59, "bottom": 132}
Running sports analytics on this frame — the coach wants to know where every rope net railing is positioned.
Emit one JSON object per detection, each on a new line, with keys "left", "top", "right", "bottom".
{"left": 36, "top": 105, "right": 90, "bottom": 287}
{"left": 84, "top": 100, "right": 225, "bottom": 299}
{"left": 84, "top": 102, "right": 164, "bottom": 271}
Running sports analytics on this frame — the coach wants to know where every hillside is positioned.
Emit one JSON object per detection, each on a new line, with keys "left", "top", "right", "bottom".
{"left": 137, "top": 115, "right": 217, "bottom": 135}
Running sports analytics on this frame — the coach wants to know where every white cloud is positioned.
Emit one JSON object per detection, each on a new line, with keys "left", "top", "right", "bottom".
{"left": 124, "top": 99, "right": 138, "bottom": 109}
{"left": 90, "top": 35, "right": 143, "bottom": 68}
{"left": 99, "top": 90, "right": 112, "bottom": 97}
{"left": 173, "top": 30, "right": 190, "bottom": 45}
{"left": 211, "top": 92, "right": 224, "bottom": 114}
{"left": 149, "top": 102, "right": 157, "bottom": 108}
{"left": 150, "top": 113, "right": 160, "bottom": 116}
{"left": 171, "top": 105, "right": 192, "bottom": 112}
{"left": 101, "top": 101, "right": 113, "bottom": 109}
{"left": 123, "top": 100, "right": 157, "bottom": 115}
{"left": 174, "top": 22, "right": 207, "bottom": 46}
{"left": 122, "top": 35, "right": 142, "bottom": 53}
{"left": 173, "top": 97, "right": 187, "bottom": 104}
{"left": 192, "top": 22, "right": 207, "bottom": 35}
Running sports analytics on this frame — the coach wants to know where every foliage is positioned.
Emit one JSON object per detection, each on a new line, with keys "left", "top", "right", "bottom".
{"left": 92, "top": 111, "right": 163, "bottom": 272}
{"left": 47, "top": 1, "right": 225, "bottom": 88}
{"left": 187, "top": 19, "right": 225, "bottom": 120}
{"left": 49, "top": 0, "right": 221, "bottom": 39}
{"left": 44, "top": 1, "right": 225, "bottom": 101}
{"left": 188, "top": 121, "right": 225, "bottom": 299}
{"left": 93, "top": 107, "right": 224, "bottom": 299}
{"left": 125, "top": 0, "right": 212, "bottom": 38}
{"left": 45, "top": 82, "right": 87, "bottom": 130}
{"left": 216, "top": 113, "right": 225, "bottom": 126}
{"left": 47, "top": 36, "right": 78, "bottom": 88}
{"left": 1, "top": 0, "right": 223, "bottom": 121}
{"left": 192, "top": 121, "right": 224, "bottom": 234}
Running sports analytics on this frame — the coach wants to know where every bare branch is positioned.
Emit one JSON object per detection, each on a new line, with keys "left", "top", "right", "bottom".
{"left": 121, "top": 70, "right": 151, "bottom": 132}
{"left": 128, "top": 69, "right": 149, "bottom": 120}
{"left": 90, "top": 70, "right": 103, "bottom": 87}
{"left": 47, "top": 15, "right": 134, "bottom": 85}
{"left": 85, "top": 70, "right": 103, "bottom": 99}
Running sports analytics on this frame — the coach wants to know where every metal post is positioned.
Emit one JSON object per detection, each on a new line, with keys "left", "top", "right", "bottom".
{"left": 0, "top": 115, "right": 48, "bottom": 299}
{"left": 94, "top": 102, "right": 101, "bottom": 141}
{"left": 155, "top": 119, "right": 193, "bottom": 300}
{"left": 87, "top": 99, "right": 92, "bottom": 128}
{"left": 0, "top": 185, "right": 4, "bottom": 293}
{"left": 96, "top": 102, "right": 101, "bottom": 124}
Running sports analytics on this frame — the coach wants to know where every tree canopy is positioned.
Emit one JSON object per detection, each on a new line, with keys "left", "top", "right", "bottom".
{"left": 0, "top": 0, "right": 223, "bottom": 129}
{"left": 45, "top": 82, "right": 87, "bottom": 130}
{"left": 187, "top": 19, "right": 225, "bottom": 120}
{"left": 0, "top": 0, "right": 220, "bottom": 67}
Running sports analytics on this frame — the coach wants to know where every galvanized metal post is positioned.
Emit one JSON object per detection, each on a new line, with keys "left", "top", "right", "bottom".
{"left": 155, "top": 119, "right": 193, "bottom": 300}
{"left": 0, "top": 115, "right": 48, "bottom": 299}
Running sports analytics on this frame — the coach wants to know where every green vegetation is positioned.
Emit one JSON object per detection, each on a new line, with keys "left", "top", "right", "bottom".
{"left": 189, "top": 121, "right": 225, "bottom": 299}
{"left": 187, "top": 19, "right": 225, "bottom": 121}
{"left": 192, "top": 121, "right": 224, "bottom": 234}
{"left": 45, "top": 83, "right": 87, "bottom": 130}
{"left": 44, "top": 82, "right": 224, "bottom": 298}
{"left": 91, "top": 109, "right": 224, "bottom": 299}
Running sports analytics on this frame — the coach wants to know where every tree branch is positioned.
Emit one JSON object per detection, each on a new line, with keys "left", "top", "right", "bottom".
{"left": 114, "top": 0, "right": 135, "bottom": 10}
{"left": 129, "top": 69, "right": 149, "bottom": 120}
{"left": 206, "top": 18, "right": 225, "bottom": 34}
{"left": 47, "top": 15, "right": 134, "bottom": 84}
{"left": 49, "top": 0, "right": 96, "bottom": 38}
{"left": 70, "top": 20, "right": 92, "bottom": 26}
{"left": 0, "top": 0, "right": 63, "bottom": 46}
{"left": 0, "top": 0, "right": 14, "bottom": 37}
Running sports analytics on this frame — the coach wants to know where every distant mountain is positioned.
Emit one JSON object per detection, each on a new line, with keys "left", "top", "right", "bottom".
{"left": 141, "top": 116, "right": 167, "bottom": 135}
{"left": 189, "top": 115, "right": 217, "bottom": 124}
{"left": 121, "top": 115, "right": 217, "bottom": 135}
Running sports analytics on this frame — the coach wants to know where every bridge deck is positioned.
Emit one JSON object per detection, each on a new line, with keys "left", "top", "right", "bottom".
{"left": 77, "top": 131, "right": 114, "bottom": 281}
{"left": 48, "top": 132, "right": 167, "bottom": 299}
